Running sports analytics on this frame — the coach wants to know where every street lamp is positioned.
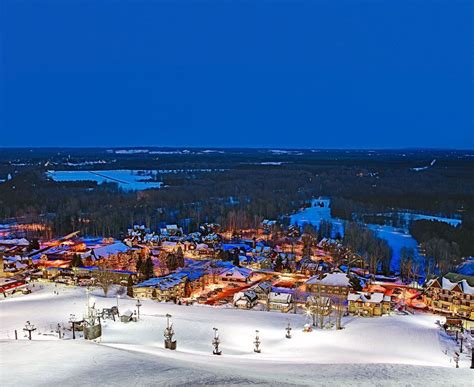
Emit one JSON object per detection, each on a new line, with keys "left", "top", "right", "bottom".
{"left": 254, "top": 330, "right": 261, "bottom": 353}
{"left": 285, "top": 322, "right": 292, "bottom": 339}
{"left": 136, "top": 299, "right": 142, "bottom": 320}
{"left": 69, "top": 314, "right": 77, "bottom": 340}
{"left": 23, "top": 321, "right": 36, "bottom": 340}
{"left": 164, "top": 313, "right": 176, "bottom": 350}
{"left": 212, "top": 327, "right": 222, "bottom": 355}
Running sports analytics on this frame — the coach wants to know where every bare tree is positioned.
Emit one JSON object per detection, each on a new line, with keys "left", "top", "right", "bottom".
{"left": 306, "top": 294, "right": 332, "bottom": 329}
{"left": 95, "top": 265, "right": 114, "bottom": 297}
{"left": 333, "top": 295, "right": 346, "bottom": 330}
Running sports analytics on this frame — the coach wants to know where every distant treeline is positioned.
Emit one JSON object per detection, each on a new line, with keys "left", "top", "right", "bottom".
{"left": 410, "top": 219, "right": 474, "bottom": 258}
{"left": 0, "top": 150, "right": 473, "bottom": 258}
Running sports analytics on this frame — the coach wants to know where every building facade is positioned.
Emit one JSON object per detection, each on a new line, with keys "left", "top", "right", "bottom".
{"left": 424, "top": 273, "right": 474, "bottom": 320}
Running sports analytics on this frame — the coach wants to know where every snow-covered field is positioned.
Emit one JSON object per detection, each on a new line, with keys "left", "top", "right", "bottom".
{"left": 289, "top": 199, "right": 435, "bottom": 272}
{"left": 47, "top": 170, "right": 163, "bottom": 191}
{"left": 0, "top": 284, "right": 472, "bottom": 386}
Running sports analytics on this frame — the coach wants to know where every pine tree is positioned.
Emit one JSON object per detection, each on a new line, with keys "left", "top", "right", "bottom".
{"left": 126, "top": 275, "right": 134, "bottom": 297}
{"left": 349, "top": 275, "right": 362, "bottom": 291}
{"left": 28, "top": 238, "right": 40, "bottom": 252}
{"left": 144, "top": 257, "right": 154, "bottom": 279}
{"left": 167, "top": 253, "right": 178, "bottom": 271}
{"left": 71, "top": 253, "right": 84, "bottom": 268}
{"left": 136, "top": 256, "right": 143, "bottom": 273}
{"left": 274, "top": 256, "right": 283, "bottom": 272}
{"left": 176, "top": 246, "right": 184, "bottom": 268}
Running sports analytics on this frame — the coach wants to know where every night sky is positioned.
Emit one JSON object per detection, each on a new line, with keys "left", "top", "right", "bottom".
{"left": 1, "top": 0, "right": 472, "bottom": 148}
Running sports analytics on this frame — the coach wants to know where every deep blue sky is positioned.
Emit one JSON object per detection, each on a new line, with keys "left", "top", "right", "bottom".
{"left": 1, "top": 0, "right": 472, "bottom": 148}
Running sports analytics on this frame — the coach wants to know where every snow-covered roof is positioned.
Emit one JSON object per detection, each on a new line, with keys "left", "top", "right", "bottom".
{"left": 437, "top": 275, "right": 474, "bottom": 295}
{"left": 269, "top": 291, "right": 293, "bottom": 303}
{"left": 135, "top": 272, "right": 187, "bottom": 290}
{"left": 177, "top": 269, "right": 205, "bottom": 282}
{"left": 219, "top": 266, "right": 252, "bottom": 280}
{"left": 460, "top": 280, "right": 474, "bottom": 295}
{"left": 92, "top": 242, "right": 130, "bottom": 259}
{"left": 0, "top": 238, "right": 29, "bottom": 246}
{"left": 347, "top": 292, "right": 387, "bottom": 303}
{"left": 162, "top": 241, "right": 178, "bottom": 248}
{"left": 306, "top": 272, "right": 350, "bottom": 287}
{"left": 441, "top": 277, "right": 457, "bottom": 291}
{"left": 233, "top": 290, "right": 258, "bottom": 303}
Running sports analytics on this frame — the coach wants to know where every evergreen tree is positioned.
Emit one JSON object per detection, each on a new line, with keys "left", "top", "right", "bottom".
{"left": 167, "top": 253, "right": 178, "bottom": 271}
{"left": 144, "top": 257, "right": 154, "bottom": 279}
{"left": 176, "top": 246, "right": 185, "bottom": 267}
{"left": 136, "top": 256, "right": 143, "bottom": 273}
{"left": 28, "top": 238, "right": 40, "bottom": 252}
{"left": 126, "top": 276, "right": 134, "bottom": 297}
{"left": 274, "top": 256, "right": 283, "bottom": 272}
{"left": 71, "top": 253, "right": 84, "bottom": 268}
{"left": 349, "top": 275, "right": 362, "bottom": 291}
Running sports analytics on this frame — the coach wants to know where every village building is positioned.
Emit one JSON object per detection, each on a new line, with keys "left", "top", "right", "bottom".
{"left": 347, "top": 292, "right": 391, "bottom": 317}
{"left": 305, "top": 272, "right": 351, "bottom": 297}
{"left": 298, "top": 257, "right": 331, "bottom": 276}
{"left": 218, "top": 266, "right": 253, "bottom": 283}
{"left": 249, "top": 281, "right": 272, "bottom": 300}
{"left": 0, "top": 277, "right": 29, "bottom": 297}
{"left": 180, "top": 269, "right": 209, "bottom": 296}
{"left": 71, "top": 267, "right": 137, "bottom": 285}
{"left": 132, "top": 268, "right": 208, "bottom": 301}
{"left": 233, "top": 290, "right": 258, "bottom": 309}
{"left": 160, "top": 225, "right": 183, "bottom": 238}
{"left": 423, "top": 273, "right": 474, "bottom": 320}
{"left": 133, "top": 272, "right": 188, "bottom": 301}
{"left": 268, "top": 291, "right": 293, "bottom": 313}
{"left": 90, "top": 241, "right": 131, "bottom": 261}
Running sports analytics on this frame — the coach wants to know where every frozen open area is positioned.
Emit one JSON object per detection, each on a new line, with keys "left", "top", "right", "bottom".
{"left": 47, "top": 170, "right": 163, "bottom": 191}
{"left": 0, "top": 284, "right": 471, "bottom": 386}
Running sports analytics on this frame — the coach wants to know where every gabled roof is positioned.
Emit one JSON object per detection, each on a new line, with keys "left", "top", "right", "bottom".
{"left": 92, "top": 242, "right": 130, "bottom": 259}
{"left": 219, "top": 266, "right": 252, "bottom": 280}
{"left": 306, "top": 272, "right": 350, "bottom": 287}
{"left": 347, "top": 292, "right": 387, "bottom": 303}
{"left": 269, "top": 291, "right": 293, "bottom": 303}
{"left": 443, "top": 272, "right": 474, "bottom": 287}
{"left": 432, "top": 274, "right": 474, "bottom": 294}
{"left": 134, "top": 272, "right": 187, "bottom": 290}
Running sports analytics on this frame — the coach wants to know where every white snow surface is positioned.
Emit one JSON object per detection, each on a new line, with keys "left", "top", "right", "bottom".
{"left": 47, "top": 170, "right": 162, "bottom": 191}
{"left": 0, "top": 284, "right": 471, "bottom": 386}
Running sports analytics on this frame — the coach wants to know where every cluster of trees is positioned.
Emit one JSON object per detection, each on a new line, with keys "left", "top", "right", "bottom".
{"left": 216, "top": 248, "right": 241, "bottom": 267}
{"left": 343, "top": 222, "right": 392, "bottom": 274}
{"left": 305, "top": 294, "right": 346, "bottom": 330}
{"left": 421, "top": 238, "right": 461, "bottom": 277}
{"left": 410, "top": 220, "right": 474, "bottom": 258}
{"left": 399, "top": 247, "right": 419, "bottom": 283}
{"left": 165, "top": 247, "right": 185, "bottom": 271}
{"left": 136, "top": 256, "right": 155, "bottom": 279}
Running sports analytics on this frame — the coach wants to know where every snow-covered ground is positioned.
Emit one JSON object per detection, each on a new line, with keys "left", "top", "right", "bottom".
{"left": 366, "top": 224, "right": 421, "bottom": 272}
{"left": 290, "top": 199, "right": 344, "bottom": 236}
{"left": 47, "top": 170, "right": 163, "bottom": 191}
{"left": 289, "top": 199, "right": 438, "bottom": 272}
{"left": 1, "top": 284, "right": 472, "bottom": 386}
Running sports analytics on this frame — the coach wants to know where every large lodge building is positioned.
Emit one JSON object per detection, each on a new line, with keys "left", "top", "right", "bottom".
{"left": 424, "top": 273, "right": 474, "bottom": 320}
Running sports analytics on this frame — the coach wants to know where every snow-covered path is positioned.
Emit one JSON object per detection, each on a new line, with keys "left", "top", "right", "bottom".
{"left": 0, "top": 284, "right": 472, "bottom": 386}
